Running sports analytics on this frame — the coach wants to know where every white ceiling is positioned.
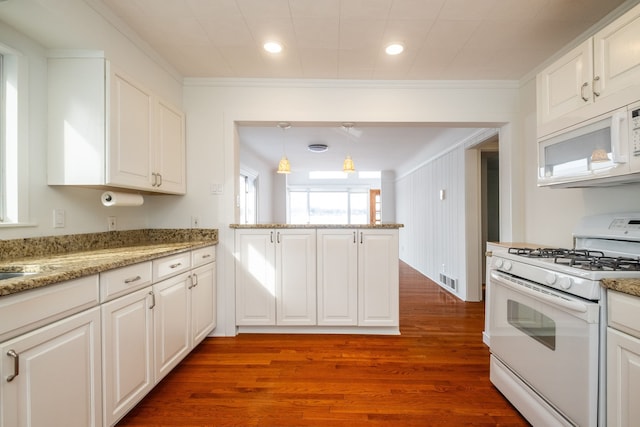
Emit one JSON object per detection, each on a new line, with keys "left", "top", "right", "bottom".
{"left": 101, "top": 0, "right": 626, "bottom": 80}
{"left": 0, "top": 0, "right": 629, "bottom": 174}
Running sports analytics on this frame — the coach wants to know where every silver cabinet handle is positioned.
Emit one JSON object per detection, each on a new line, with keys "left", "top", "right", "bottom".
{"left": 188, "top": 274, "right": 195, "bottom": 289}
{"left": 581, "top": 82, "right": 589, "bottom": 102}
{"left": 593, "top": 75, "right": 601, "bottom": 97}
{"left": 277, "top": 232, "right": 281, "bottom": 244}
{"left": 270, "top": 231, "right": 274, "bottom": 243}
{"left": 148, "top": 291, "right": 156, "bottom": 309}
{"left": 124, "top": 275, "right": 142, "bottom": 284}
{"left": 192, "top": 273, "right": 198, "bottom": 288}
{"left": 360, "top": 232, "right": 363, "bottom": 244}
{"left": 6, "top": 350, "right": 18, "bottom": 382}
{"left": 353, "top": 231, "right": 356, "bottom": 244}
{"left": 152, "top": 172, "right": 158, "bottom": 187}
{"left": 157, "top": 173, "right": 163, "bottom": 187}
{"left": 201, "top": 254, "right": 211, "bottom": 259}
{"left": 169, "top": 262, "right": 182, "bottom": 269}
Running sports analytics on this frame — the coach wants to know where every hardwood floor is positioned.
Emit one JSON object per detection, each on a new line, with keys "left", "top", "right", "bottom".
{"left": 117, "top": 261, "right": 530, "bottom": 426}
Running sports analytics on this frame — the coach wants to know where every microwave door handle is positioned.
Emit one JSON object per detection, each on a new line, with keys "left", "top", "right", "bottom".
{"left": 611, "top": 110, "right": 628, "bottom": 163}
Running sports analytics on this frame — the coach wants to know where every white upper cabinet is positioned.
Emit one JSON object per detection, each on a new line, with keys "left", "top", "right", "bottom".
{"left": 537, "top": 3, "right": 640, "bottom": 137}
{"left": 48, "top": 55, "right": 186, "bottom": 194}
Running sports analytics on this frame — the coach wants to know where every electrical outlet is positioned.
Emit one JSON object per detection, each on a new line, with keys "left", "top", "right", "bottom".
{"left": 191, "top": 216, "right": 200, "bottom": 228}
{"left": 108, "top": 216, "right": 117, "bottom": 231}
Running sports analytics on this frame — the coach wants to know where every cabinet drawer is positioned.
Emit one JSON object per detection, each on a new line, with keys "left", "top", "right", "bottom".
{"left": 608, "top": 290, "right": 640, "bottom": 339}
{"left": 0, "top": 275, "right": 99, "bottom": 342}
{"left": 100, "top": 261, "right": 152, "bottom": 302}
{"left": 152, "top": 252, "right": 191, "bottom": 282}
{"left": 192, "top": 246, "right": 215, "bottom": 268}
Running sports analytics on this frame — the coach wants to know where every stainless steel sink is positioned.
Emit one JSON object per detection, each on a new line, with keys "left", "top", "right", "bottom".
{"left": 0, "top": 272, "right": 34, "bottom": 280}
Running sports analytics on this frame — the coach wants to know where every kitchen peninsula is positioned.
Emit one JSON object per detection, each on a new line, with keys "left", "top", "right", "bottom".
{"left": 231, "top": 223, "right": 403, "bottom": 335}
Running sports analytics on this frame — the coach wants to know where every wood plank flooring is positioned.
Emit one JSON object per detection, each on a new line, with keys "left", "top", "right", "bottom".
{"left": 117, "top": 261, "right": 530, "bottom": 426}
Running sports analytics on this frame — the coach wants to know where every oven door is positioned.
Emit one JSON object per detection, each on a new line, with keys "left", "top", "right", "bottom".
{"left": 489, "top": 270, "right": 600, "bottom": 427}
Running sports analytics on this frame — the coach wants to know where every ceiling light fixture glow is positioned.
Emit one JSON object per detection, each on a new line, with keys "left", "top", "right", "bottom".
{"left": 385, "top": 43, "right": 404, "bottom": 55}
{"left": 264, "top": 41, "right": 283, "bottom": 53}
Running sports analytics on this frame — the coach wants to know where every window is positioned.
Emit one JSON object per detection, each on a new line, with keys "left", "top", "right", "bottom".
{"left": 288, "top": 189, "right": 369, "bottom": 225}
{"left": 239, "top": 171, "right": 258, "bottom": 224}
{"left": 0, "top": 44, "right": 30, "bottom": 226}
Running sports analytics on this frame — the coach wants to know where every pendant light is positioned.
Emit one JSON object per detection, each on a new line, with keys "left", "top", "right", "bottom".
{"left": 342, "top": 122, "right": 356, "bottom": 174}
{"left": 277, "top": 122, "right": 291, "bottom": 174}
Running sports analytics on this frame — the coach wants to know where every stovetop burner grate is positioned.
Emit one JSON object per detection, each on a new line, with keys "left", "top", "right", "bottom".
{"left": 508, "top": 247, "right": 640, "bottom": 271}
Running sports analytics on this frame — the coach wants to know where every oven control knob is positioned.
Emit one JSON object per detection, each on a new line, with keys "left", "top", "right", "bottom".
{"left": 494, "top": 258, "right": 503, "bottom": 268}
{"left": 545, "top": 273, "right": 557, "bottom": 285}
{"left": 558, "top": 276, "right": 573, "bottom": 290}
{"left": 503, "top": 260, "right": 512, "bottom": 271}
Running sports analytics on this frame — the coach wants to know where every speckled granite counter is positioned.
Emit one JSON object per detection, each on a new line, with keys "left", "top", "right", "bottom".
{"left": 602, "top": 278, "right": 640, "bottom": 298}
{"left": 0, "top": 229, "right": 217, "bottom": 297}
{"left": 229, "top": 223, "right": 404, "bottom": 229}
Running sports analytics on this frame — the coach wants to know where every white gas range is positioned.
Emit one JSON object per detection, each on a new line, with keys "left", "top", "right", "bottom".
{"left": 488, "top": 213, "right": 640, "bottom": 427}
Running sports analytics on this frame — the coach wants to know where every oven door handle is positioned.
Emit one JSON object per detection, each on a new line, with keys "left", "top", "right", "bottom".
{"left": 490, "top": 271, "right": 589, "bottom": 314}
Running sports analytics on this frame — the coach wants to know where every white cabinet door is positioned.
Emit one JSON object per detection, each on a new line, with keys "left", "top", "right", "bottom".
{"left": 108, "top": 66, "right": 154, "bottom": 190}
{"left": 153, "top": 272, "right": 190, "bottom": 382}
{"left": 0, "top": 307, "right": 102, "bottom": 427}
{"left": 358, "top": 229, "right": 399, "bottom": 327}
{"left": 101, "top": 287, "right": 154, "bottom": 427}
{"left": 190, "top": 261, "right": 216, "bottom": 346}
{"left": 594, "top": 3, "right": 640, "bottom": 102}
{"left": 537, "top": 39, "right": 594, "bottom": 126}
{"left": 155, "top": 98, "right": 186, "bottom": 194}
{"left": 607, "top": 327, "right": 640, "bottom": 427}
{"left": 235, "top": 230, "right": 276, "bottom": 325}
{"left": 276, "top": 229, "right": 317, "bottom": 326}
{"left": 317, "top": 229, "right": 358, "bottom": 326}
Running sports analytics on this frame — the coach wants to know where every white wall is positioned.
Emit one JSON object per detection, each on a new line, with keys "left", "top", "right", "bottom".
{"left": 180, "top": 79, "right": 521, "bottom": 334}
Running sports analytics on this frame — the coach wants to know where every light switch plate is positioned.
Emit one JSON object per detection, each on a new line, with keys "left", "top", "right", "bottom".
{"left": 53, "top": 208, "right": 65, "bottom": 228}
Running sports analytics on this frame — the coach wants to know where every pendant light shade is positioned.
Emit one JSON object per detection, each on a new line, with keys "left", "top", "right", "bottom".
{"left": 343, "top": 155, "right": 355, "bottom": 173}
{"left": 342, "top": 122, "right": 356, "bottom": 174}
{"left": 276, "top": 122, "right": 291, "bottom": 174}
{"left": 277, "top": 156, "right": 291, "bottom": 174}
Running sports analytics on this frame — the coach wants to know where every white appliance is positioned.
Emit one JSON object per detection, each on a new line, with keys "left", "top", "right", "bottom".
{"left": 538, "top": 101, "right": 640, "bottom": 187}
{"left": 489, "top": 213, "right": 640, "bottom": 427}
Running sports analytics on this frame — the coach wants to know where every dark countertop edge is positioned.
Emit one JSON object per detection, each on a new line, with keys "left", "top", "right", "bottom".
{"left": 229, "top": 224, "right": 404, "bottom": 229}
{"left": 0, "top": 240, "right": 216, "bottom": 298}
{"left": 602, "top": 278, "right": 640, "bottom": 298}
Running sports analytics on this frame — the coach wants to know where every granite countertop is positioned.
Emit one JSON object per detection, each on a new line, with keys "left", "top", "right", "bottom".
{"left": 229, "top": 223, "right": 404, "bottom": 229}
{"left": 0, "top": 229, "right": 218, "bottom": 297}
{"left": 602, "top": 278, "right": 640, "bottom": 298}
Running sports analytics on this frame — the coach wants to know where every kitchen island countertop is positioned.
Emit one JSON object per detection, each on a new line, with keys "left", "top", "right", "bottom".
{"left": 0, "top": 229, "right": 217, "bottom": 297}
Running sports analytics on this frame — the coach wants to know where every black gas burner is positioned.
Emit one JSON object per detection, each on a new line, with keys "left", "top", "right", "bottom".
{"left": 508, "top": 247, "right": 640, "bottom": 271}
{"left": 508, "top": 247, "right": 569, "bottom": 258}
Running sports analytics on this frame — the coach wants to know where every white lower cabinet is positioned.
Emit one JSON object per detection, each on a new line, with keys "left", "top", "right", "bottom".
{"left": 1, "top": 307, "right": 102, "bottom": 427}
{"left": 101, "top": 287, "right": 154, "bottom": 427}
{"left": 317, "top": 229, "right": 358, "bottom": 326}
{"left": 357, "top": 229, "right": 399, "bottom": 327}
{"left": 607, "top": 290, "right": 640, "bottom": 427}
{"left": 236, "top": 228, "right": 399, "bottom": 330}
{"left": 153, "top": 272, "right": 191, "bottom": 382}
{"left": 100, "top": 245, "right": 216, "bottom": 426}
{"left": 235, "top": 229, "right": 316, "bottom": 326}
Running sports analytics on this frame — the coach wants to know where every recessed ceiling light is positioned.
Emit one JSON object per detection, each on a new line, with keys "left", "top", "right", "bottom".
{"left": 264, "top": 41, "right": 283, "bottom": 53}
{"left": 385, "top": 43, "right": 404, "bottom": 55}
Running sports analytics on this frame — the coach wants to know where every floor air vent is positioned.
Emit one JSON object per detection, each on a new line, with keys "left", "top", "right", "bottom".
{"left": 439, "top": 273, "right": 458, "bottom": 291}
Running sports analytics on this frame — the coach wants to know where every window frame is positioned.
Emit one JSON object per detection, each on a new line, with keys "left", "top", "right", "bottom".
{"left": 287, "top": 186, "right": 371, "bottom": 225}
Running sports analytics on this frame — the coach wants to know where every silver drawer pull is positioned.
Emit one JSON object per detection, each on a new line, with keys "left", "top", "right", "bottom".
{"left": 169, "top": 262, "right": 182, "bottom": 269}
{"left": 6, "top": 350, "right": 19, "bottom": 382}
{"left": 148, "top": 291, "right": 156, "bottom": 309}
{"left": 124, "top": 275, "right": 142, "bottom": 284}
{"left": 201, "top": 254, "right": 211, "bottom": 259}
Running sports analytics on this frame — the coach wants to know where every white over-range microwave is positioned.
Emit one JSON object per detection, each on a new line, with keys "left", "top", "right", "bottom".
{"left": 538, "top": 101, "right": 640, "bottom": 187}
